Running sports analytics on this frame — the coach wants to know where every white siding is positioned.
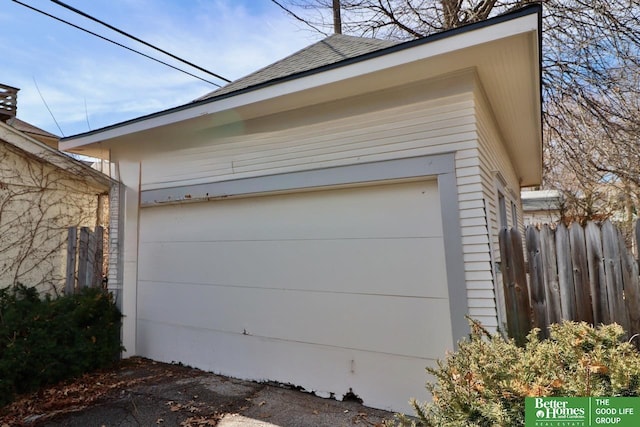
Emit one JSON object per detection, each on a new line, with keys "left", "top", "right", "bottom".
{"left": 453, "top": 144, "right": 497, "bottom": 328}
{"left": 473, "top": 83, "right": 524, "bottom": 332}
{"left": 138, "top": 77, "right": 477, "bottom": 191}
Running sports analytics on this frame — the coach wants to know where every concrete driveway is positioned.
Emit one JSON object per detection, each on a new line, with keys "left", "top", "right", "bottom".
{"left": 1, "top": 358, "right": 398, "bottom": 427}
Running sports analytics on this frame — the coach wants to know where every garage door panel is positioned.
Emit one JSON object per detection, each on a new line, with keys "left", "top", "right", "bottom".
{"left": 138, "top": 238, "right": 449, "bottom": 298}
{"left": 140, "top": 180, "right": 442, "bottom": 242}
{"left": 138, "top": 280, "right": 452, "bottom": 359}
{"left": 136, "top": 319, "right": 432, "bottom": 412}
{"left": 137, "top": 178, "right": 452, "bottom": 413}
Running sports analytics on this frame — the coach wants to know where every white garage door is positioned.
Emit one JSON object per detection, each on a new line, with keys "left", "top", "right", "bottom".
{"left": 137, "top": 179, "right": 453, "bottom": 412}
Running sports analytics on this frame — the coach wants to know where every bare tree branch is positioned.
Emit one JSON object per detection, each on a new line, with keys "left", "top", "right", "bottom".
{"left": 270, "top": 0, "right": 330, "bottom": 35}
{"left": 273, "top": 0, "right": 640, "bottom": 234}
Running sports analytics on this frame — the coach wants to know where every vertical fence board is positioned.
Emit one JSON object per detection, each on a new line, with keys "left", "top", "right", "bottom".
{"left": 93, "top": 225, "right": 104, "bottom": 288}
{"left": 616, "top": 228, "right": 634, "bottom": 335}
{"left": 569, "top": 222, "right": 593, "bottom": 324}
{"left": 77, "top": 227, "right": 90, "bottom": 290}
{"left": 602, "top": 221, "right": 629, "bottom": 332}
{"left": 621, "top": 243, "right": 640, "bottom": 337}
{"left": 86, "top": 228, "right": 97, "bottom": 288}
{"left": 556, "top": 223, "right": 576, "bottom": 320}
{"left": 65, "top": 227, "right": 77, "bottom": 295}
{"left": 499, "top": 227, "right": 518, "bottom": 342}
{"left": 526, "top": 226, "right": 549, "bottom": 337}
{"left": 65, "top": 226, "right": 105, "bottom": 294}
{"left": 510, "top": 228, "right": 533, "bottom": 341}
{"left": 499, "top": 227, "right": 531, "bottom": 345}
{"left": 617, "top": 227, "right": 639, "bottom": 337}
{"left": 541, "top": 225, "right": 562, "bottom": 324}
{"left": 585, "top": 221, "right": 607, "bottom": 324}
{"left": 636, "top": 220, "right": 640, "bottom": 266}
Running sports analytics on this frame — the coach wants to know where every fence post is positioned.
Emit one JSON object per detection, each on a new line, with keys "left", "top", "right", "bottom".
{"left": 65, "top": 227, "right": 77, "bottom": 295}
{"left": 569, "top": 222, "right": 593, "bottom": 324}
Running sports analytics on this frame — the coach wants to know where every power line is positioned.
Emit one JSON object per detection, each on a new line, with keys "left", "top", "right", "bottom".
{"left": 51, "top": 0, "right": 231, "bottom": 83}
{"left": 12, "top": 0, "right": 223, "bottom": 87}
{"left": 33, "top": 76, "right": 64, "bottom": 137}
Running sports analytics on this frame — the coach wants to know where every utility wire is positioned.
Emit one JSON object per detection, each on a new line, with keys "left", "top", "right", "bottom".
{"left": 51, "top": 0, "right": 231, "bottom": 83}
{"left": 12, "top": 0, "right": 222, "bottom": 87}
{"left": 33, "top": 76, "right": 64, "bottom": 137}
{"left": 83, "top": 97, "right": 91, "bottom": 131}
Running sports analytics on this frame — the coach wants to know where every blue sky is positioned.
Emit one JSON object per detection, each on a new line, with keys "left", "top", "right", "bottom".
{"left": 1, "top": 0, "right": 322, "bottom": 137}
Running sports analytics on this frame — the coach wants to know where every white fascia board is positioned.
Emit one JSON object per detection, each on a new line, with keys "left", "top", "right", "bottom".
{"left": 61, "top": 12, "right": 538, "bottom": 151}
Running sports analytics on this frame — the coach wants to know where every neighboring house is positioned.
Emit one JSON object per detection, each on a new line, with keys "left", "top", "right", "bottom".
{"left": 5, "top": 117, "right": 60, "bottom": 149}
{"left": 522, "top": 189, "right": 563, "bottom": 225}
{"left": 61, "top": 6, "right": 542, "bottom": 412}
{"left": 0, "top": 88, "right": 113, "bottom": 294}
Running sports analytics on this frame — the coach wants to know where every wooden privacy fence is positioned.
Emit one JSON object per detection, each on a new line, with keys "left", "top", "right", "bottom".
{"left": 499, "top": 220, "right": 640, "bottom": 345}
{"left": 65, "top": 226, "right": 104, "bottom": 294}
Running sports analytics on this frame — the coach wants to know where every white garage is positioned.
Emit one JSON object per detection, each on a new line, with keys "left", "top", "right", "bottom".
{"left": 136, "top": 178, "right": 451, "bottom": 410}
{"left": 61, "top": 6, "right": 542, "bottom": 413}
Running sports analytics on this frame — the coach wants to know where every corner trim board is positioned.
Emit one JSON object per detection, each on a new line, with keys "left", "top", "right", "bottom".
{"left": 438, "top": 170, "right": 470, "bottom": 348}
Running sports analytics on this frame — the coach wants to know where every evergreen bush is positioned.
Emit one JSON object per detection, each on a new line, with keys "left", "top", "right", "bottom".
{"left": 0, "top": 284, "right": 122, "bottom": 406}
{"left": 394, "top": 320, "right": 640, "bottom": 427}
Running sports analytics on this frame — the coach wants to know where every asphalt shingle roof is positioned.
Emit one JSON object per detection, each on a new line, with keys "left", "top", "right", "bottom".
{"left": 197, "top": 34, "right": 398, "bottom": 100}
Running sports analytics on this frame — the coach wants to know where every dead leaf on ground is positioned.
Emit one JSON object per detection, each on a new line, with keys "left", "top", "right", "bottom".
{"left": 0, "top": 357, "right": 207, "bottom": 426}
{"left": 180, "top": 415, "right": 218, "bottom": 426}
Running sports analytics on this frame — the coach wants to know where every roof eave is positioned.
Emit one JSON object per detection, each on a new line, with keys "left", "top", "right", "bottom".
{"left": 61, "top": 6, "right": 541, "bottom": 144}
{"left": 60, "top": 6, "right": 542, "bottom": 187}
{"left": 0, "top": 121, "right": 115, "bottom": 190}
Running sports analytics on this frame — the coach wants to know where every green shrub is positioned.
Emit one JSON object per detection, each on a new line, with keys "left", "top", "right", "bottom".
{"left": 0, "top": 284, "right": 122, "bottom": 407}
{"left": 394, "top": 320, "right": 640, "bottom": 427}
